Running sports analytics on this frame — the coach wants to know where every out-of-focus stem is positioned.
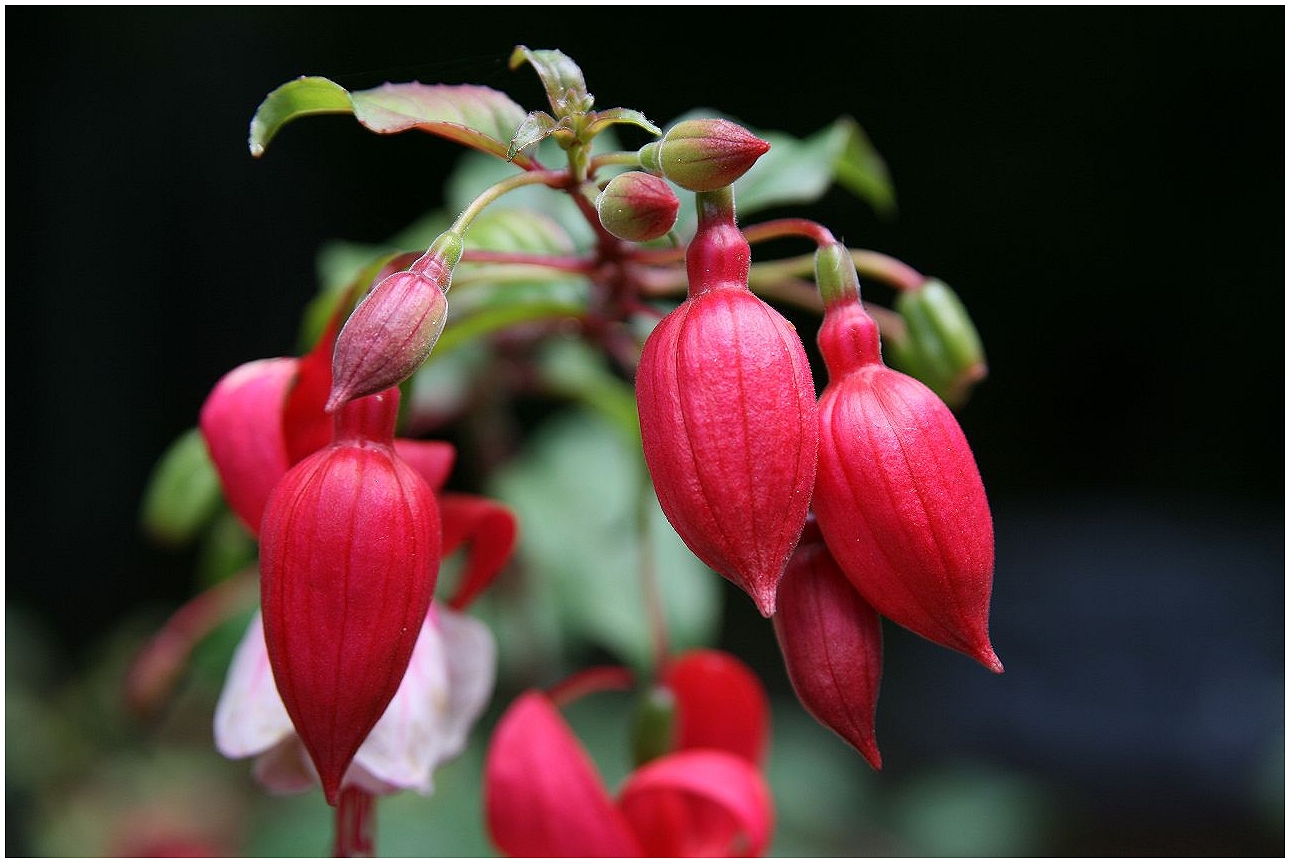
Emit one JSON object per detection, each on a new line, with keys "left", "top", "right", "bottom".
{"left": 450, "top": 169, "right": 569, "bottom": 237}
{"left": 333, "top": 786, "right": 376, "bottom": 858}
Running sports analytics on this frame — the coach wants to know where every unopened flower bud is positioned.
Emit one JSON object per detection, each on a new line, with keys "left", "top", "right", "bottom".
{"left": 637, "top": 189, "right": 817, "bottom": 617}
{"left": 891, "top": 279, "right": 988, "bottom": 408}
{"left": 595, "top": 171, "right": 680, "bottom": 242}
{"left": 639, "top": 119, "right": 770, "bottom": 192}
{"left": 326, "top": 231, "right": 463, "bottom": 412}
{"left": 812, "top": 250, "right": 1001, "bottom": 672}
{"left": 773, "top": 516, "right": 883, "bottom": 769}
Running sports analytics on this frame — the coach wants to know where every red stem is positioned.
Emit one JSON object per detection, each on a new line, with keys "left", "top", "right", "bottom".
{"left": 741, "top": 218, "right": 837, "bottom": 248}
{"left": 333, "top": 786, "right": 376, "bottom": 857}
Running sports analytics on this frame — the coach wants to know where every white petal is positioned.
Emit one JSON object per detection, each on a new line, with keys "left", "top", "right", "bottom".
{"left": 436, "top": 606, "right": 498, "bottom": 759}
{"left": 351, "top": 606, "right": 497, "bottom": 794}
{"left": 252, "top": 736, "right": 318, "bottom": 795}
{"left": 212, "top": 611, "right": 295, "bottom": 759}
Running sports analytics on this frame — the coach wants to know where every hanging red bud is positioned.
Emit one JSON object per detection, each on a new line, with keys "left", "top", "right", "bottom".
{"left": 773, "top": 515, "right": 883, "bottom": 769}
{"left": 811, "top": 243, "right": 1001, "bottom": 671}
{"left": 639, "top": 118, "right": 770, "bottom": 192}
{"left": 259, "top": 387, "right": 441, "bottom": 805}
{"left": 636, "top": 189, "right": 817, "bottom": 616}
{"left": 595, "top": 170, "right": 680, "bottom": 242}
{"left": 326, "top": 231, "right": 463, "bottom": 412}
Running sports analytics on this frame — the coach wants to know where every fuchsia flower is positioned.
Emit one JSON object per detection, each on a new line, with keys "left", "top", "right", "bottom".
{"left": 809, "top": 243, "right": 1001, "bottom": 672}
{"left": 484, "top": 650, "right": 774, "bottom": 857}
{"left": 215, "top": 603, "right": 495, "bottom": 797}
{"left": 636, "top": 188, "right": 817, "bottom": 616}
{"left": 198, "top": 311, "right": 518, "bottom": 805}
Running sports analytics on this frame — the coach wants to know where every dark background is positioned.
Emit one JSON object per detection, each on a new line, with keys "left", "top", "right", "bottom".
{"left": 7, "top": 6, "right": 1284, "bottom": 856}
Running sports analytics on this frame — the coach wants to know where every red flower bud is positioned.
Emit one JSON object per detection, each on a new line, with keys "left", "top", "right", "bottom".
{"left": 636, "top": 190, "right": 817, "bottom": 616}
{"left": 812, "top": 249, "right": 1000, "bottom": 671}
{"left": 773, "top": 515, "right": 883, "bottom": 769}
{"left": 639, "top": 118, "right": 770, "bottom": 192}
{"left": 326, "top": 232, "right": 462, "bottom": 412}
{"left": 595, "top": 170, "right": 681, "bottom": 242}
{"left": 259, "top": 387, "right": 442, "bottom": 805}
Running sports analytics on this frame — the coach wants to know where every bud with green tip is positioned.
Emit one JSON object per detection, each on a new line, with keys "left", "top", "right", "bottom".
{"left": 595, "top": 171, "right": 680, "bottom": 242}
{"left": 639, "top": 119, "right": 770, "bottom": 192}
{"left": 326, "top": 231, "right": 464, "bottom": 412}
{"left": 889, "top": 278, "right": 987, "bottom": 408}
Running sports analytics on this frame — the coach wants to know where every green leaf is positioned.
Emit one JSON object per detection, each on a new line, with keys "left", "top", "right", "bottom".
{"left": 351, "top": 82, "right": 529, "bottom": 163}
{"left": 735, "top": 120, "right": 853, "bottom": 212}
{"left": 509, "top": 45, "right": 595, "bottom": 117}
{"left": 586, "top": 107, "right": 661, "bottom": 139}
{"left": 140, "top": 427, "right": 222, "bottom": 547}
{"left": 248, "top": 76, "right": 353, "bottom": 157}
{"left": 488, "top": 411, "right": 721, "bottom": 671}
{"left": 508, "top": 110, "right": 559, "bottom": 159}
{"left": 537, "top": 337, "right": 641, "bottom": 446}
{"left": 832, "top": 116, "right": 897, "bottom": 218}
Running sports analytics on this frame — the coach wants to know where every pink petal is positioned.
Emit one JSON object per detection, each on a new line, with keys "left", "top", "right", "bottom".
{"left": 619, "top": 749, "right": 774, "bottom": 857}
{"left": 665, "top": 649, "right": 769, "bottom": 766}
{"left": 484, "top": 691, "right": 642, "bottom": 857}
{"left": 198, "top": 358, "right": 296, "bottom": 535}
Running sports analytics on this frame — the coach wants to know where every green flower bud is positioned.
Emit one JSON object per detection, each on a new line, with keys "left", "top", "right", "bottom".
{"left": 595, "top": 171, "right": 680, "bottom": 242}
{"left": 893, "top": 279, "right": 987, "bottom": 408}
{"left": 638, "top": 119, "right": 770, "bottom": 192}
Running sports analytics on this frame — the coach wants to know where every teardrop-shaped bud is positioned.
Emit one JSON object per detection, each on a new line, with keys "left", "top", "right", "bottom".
{"left": 812, "top": 245, "right": 1001, "bottom": 671}
{"left": 636, "top": 190, "right": 817, "bottom": 616}
{"left": 326, "top": 232, "right": 463, "bottom": 411}
{"left": 773, "top": 515, "right": 883, "bottom": 769}
{"left": 596, "top": 170, "right": 681, "bottom": 242}
{"left": 639, "top": 119, "right": 770, "bottom": 192}
{"left": 259, "top": 388, "right": 441, "bottom": 805}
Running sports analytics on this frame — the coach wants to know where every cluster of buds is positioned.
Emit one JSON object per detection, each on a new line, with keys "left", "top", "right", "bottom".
{"left": 636, "top": 196, "right": 1000, "bottom": 762}
{"left": 135, "top": 47, "right": 1002, "bottom": 857}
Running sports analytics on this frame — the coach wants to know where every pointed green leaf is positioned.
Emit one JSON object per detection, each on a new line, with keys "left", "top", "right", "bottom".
{"left": 832, "top": 116, "right": 897, "bottom": 218}
{"left": 248, "top": 76, "right": 354, "bottom": 157}
{"left": 509, "top": 45, "right": 594, "bottom": 117}
{"left": 140, "top": 427, "right": 222, "bottom": 546}
{"left": 734, "top": 120, "right": 853, "bottom": 213}
{"left": 586, "top": 107, "right": 661, "bottom": 139}
{"left": 350, "top": 82, "right": 529, "bottom": 163}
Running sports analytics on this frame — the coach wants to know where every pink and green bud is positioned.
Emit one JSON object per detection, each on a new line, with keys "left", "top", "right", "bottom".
{"left": 773, "top": 515, "right": 883, "bottom": 769}
{"left": 811, "top": 250, "right": 1001, "bottom": 672}
{"left": 889, "top": 278, "right": 988, "bottom": 408}
{"left": 258, "top": 387, "right": 442, "bottom": 805}
{"left": 595, "top": 170, "right": 680, "bottom": 242}
{"left": 326, "top": 231, "right": 463, "bottom": 412}
{"left": 639, "top": 118, "right": 770, "bottom": 192}
{"left": 636, "top": 189, "right": 818, "bottom": 616}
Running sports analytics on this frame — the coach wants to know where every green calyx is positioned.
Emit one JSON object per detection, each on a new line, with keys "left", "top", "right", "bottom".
{"left": 814, "top": 242, "right": 862, "bottom": 306}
